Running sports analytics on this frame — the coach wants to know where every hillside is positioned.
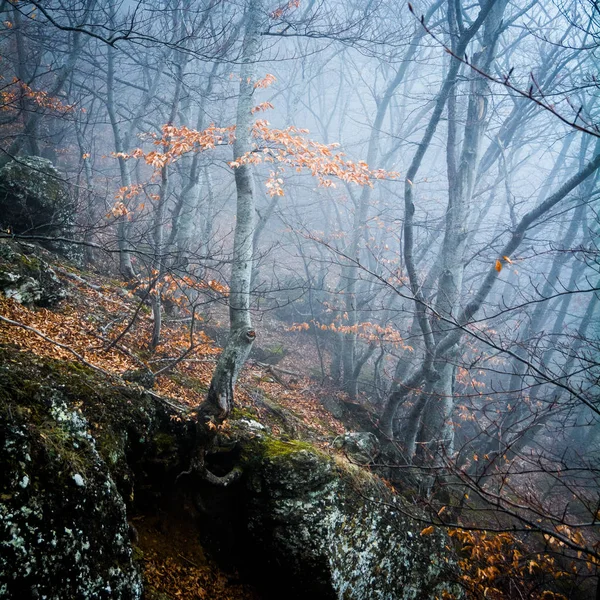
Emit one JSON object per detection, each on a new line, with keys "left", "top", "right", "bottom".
{"left": 0, "top": 238, "right": 463, "bottom": 599}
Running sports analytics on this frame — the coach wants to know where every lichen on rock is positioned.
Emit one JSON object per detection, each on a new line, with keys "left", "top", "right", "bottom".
{"left": 0, "top": 157, "right": 78, "bottom": 259}
{"left": 0, "top": 343, "right": 461, "bottom": 600}
{"left": 332, "top": 431, "right": 380, "bottom": 465}
{"left": 236, "top": 423, "right": 462, "bottom": 600}
{"left": 0, "top": 240, "right": 66, "bottom": 306}
{"left": 0, "top": 351, "right": 144, "bottom": 599}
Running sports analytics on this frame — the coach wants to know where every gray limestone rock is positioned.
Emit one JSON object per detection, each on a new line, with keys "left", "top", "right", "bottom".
{"left": 0, "top": 240, "right": 66, "bottom": 306}
{"left": 0, "top": 391, "right": 142, "bottom": 600}
{"left": 332, "top": 431, "right": 381, "bottom": 465}
{"left": 236, "top": 425, "right": 462, "bottom": 600}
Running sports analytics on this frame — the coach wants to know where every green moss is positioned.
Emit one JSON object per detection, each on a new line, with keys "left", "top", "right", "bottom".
{"left": 1, "top": 404, "right": 92, "bottom": 491}
{"left": 239, "top": 434, "right": 321, "bottom": 468}
{"left": 52, "top": 358, "right": 96, "bottom": 379}
{"left": 258, "top": 436, "right": 319, "bottom": 460}
{"left": 0, "top": 346, "right": 152, "bottom": 448}
{"left": 267, "top": 343, "right": 285, "bottom": 355}
{"left": 0, "top": 348, "right": 144, "bottom": 597}
{"left": 37, "top": 419, "right": 91, "bottom": 478}
{"left": 169, "top": 372, "right": 208, "bottom": 395}
{"left": 17, "top": 253, "right": 41, "bottom": 270}
{"left": 154, "top": 432, "right": 176, "bottom": 454}
{"left": 131, "top": 545, "right": 144, "bottom": 563}
{"left": 264, "top": 438, "right": 311, "bottom": 458}
{"left": 230, "top": 406, "right": 260, "bottom": 420}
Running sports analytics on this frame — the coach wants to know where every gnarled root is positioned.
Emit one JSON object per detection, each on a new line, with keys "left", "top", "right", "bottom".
{"left": 175, "top": 421, "right": 242, "bottom": 486}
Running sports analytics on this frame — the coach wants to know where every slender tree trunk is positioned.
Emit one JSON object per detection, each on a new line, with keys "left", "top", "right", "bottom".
{"left": 504, "top": 136, "right": 597, "bottom": 394}
{"left": 75, "top": 126, "right": 97, "bottom": 266}
{"left": 150, "top": 165, "right": 169, "bottom": 350}
{"left": 484, "top": 147, "right": 599, "bottom": 450}
{"left": 380, "top": 0, "right": 497, "bottom": 439}
{"left": 171, "top": 62, "right": 219, "bottom": 262}
{"left": 504, "top": 284, "right": 599, "bottom": 458}
{"left": 149, "top": 55, "right": 183, "bottom": 350}
{"left": 0, "top": 9, "right": 82, "bottom": 167}
{"left": 413, "top": 0, "right": 507, "bottom": 466}
{"left": 529, "top": 258, "right": 589, "bottom": 402}
{"left": 106, "top": 42, "right": 136, "bottom": 280}
{"left": 339, "top": 0, "right": 442, "bottom": 399}
{"left": 251, "top": 181, "right": 281, "bottom": 287}
{"left": 201, "top": 0, "right": 261, "bottom": 421}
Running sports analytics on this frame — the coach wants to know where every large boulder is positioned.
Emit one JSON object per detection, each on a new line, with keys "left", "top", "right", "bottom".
{"left": 0, "top": 157, "right": 75, "bottom": 255}
{"left": 237, "top": 431, "right": 461, "bottom": 600}
{"left": 0, "top": 346, "right": 204, "bottom": 600}
{"left": 0, "top": 353, "right": 147, "bottom": 599}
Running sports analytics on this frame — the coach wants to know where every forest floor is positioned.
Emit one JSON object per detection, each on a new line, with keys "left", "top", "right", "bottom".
{"left": 2, "top": 244, "right": 596, "bottom": 600}
{"left": 0, "top": 253, "right": 352, "bottom": 440}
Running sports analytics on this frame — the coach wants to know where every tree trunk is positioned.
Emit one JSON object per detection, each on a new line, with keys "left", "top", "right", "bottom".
{"left": 338, "top": 1, "right": 442, "bottom": 399}
{"left": 106, "top": 42, "right": 136, "bottom": 281}
{"left": 414, "top": 0, "right": 507, "bottom": 462}
{"left": 380, "top": 0, "right": 498, "bottom": 439}
{"left": 201, "top": 0, "right": 261, "bottom": 422}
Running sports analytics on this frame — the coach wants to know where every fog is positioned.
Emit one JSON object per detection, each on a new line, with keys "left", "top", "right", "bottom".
{"left": 2, "top": 0, "right": 599, "bottom": 581}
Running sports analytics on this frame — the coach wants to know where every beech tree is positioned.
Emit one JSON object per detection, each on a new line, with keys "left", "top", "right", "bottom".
{"left": 373, "top": 0, "right": 600, "bottom": 457}
{"left": 201, "top": 0, "right": 263, "bottom": 421}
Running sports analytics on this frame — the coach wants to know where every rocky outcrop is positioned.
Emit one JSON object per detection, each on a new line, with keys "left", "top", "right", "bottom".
{"left": 0, "top": 240, "right": 66, "bottom": 306}
{"left": 0, "top": 358, "right": 143, "bottom": 599}
{"left": 0, "top": 157, "right": 77, "bottom": 258}
{"left": 0, "top": 157, "right": 73, "bottom": 236}
{"left": 0, "top": 348, "right": 191, "bottom": 600}
{"left": 0, "top": 346, "right": 461, "bottom": 600}
{"left": 332, "top": 431, "right": 380, "bottom": 465}
{"left": 237, "top": 431, "right": 461, "bottom": 600}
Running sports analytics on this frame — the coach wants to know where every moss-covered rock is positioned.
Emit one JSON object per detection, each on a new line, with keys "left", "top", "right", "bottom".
{"left": 235, "top": 424, "right": 462, "bottom": 600}
{"left": 250, "top": 342, "right": 288, "bottom": 365}
{"left": 0, "top": 344, "right": 461, "bottom": 600}
{"left": 0, "top": 377, "right": 142, "bottom": 599}
{"left": 0, "top": 157, "right": 77, "bottom": 258}
{"left": 332, "top": 432, "right": 380, "bottom": 465}
{"left": 0, "top": 347, "right": 191, "bottom": 599}
{"left": 0, "top": 239, "right": 66, "bottom": 306}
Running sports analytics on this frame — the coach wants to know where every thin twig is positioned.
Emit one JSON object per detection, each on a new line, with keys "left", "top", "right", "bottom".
{"left": 103, "top": 275, "right": 160, "bottom": 352}
{"left": 409, "top": 3, "right": 600, "bottom": 138}
{"left": 154, "top": 306, "right": 199, "bottom": 376}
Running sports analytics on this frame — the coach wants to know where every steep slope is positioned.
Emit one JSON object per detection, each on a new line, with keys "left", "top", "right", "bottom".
{"left": 0, "top": 240, "right": 462, "bottom": 599}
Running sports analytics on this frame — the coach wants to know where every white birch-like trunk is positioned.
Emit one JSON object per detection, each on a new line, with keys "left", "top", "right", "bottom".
{"left": 106, "top": 42, "right": 136, "bottom": 280}
{"left": 202, "top": 0, "right": 261, "bottom": 421}
{"left": 411, "top": 1, "right": 508, "bottom": 466}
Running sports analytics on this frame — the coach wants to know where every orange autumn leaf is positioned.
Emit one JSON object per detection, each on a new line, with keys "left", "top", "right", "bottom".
{"left": 254, "top": 73, "right": 276, "bottom": 89}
